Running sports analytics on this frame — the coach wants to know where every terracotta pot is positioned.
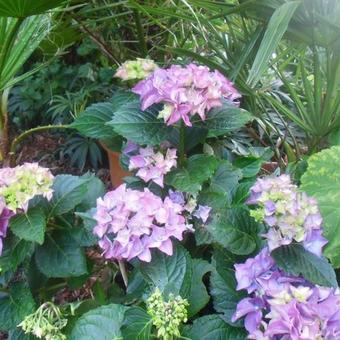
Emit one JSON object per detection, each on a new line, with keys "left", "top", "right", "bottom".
{"left": 100, "top": 143, "right": 130, "bottom": 187}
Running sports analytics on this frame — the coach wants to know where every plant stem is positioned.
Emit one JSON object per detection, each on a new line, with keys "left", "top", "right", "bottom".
{"left": 118, "top": 260, "right": 128, "bottom": 288}
{"left": 178, "top": 122, "right": 186, "bottom": 167}
{"left": 10, "top": 124, "right": 71, "bottom": 155}
{"left": 0, "top": 89, "right": 10, "bottom": 162}
{"left": 133, "top": 9, "right": 148, "bottom": 57}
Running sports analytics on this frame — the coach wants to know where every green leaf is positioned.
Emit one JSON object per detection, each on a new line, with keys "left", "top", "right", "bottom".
{"left": 272, "top": 244, "right": 337, "bottom": 288}
{"left": 121, "top": 307, "right": 152, "bottom": 340}
{"left": 187, "top": 259, "right": 211, "bottom": 317}
{"left": 233, "top": 157, "right": 263, "bottom": 178}
{"left": 35, "top": 230, "right": 87, "bottom": 278}
{"left": 166, "top": 154, "right": 220, "bottom": 194}
{"left": 0, "top": 282, "right": 35, "bottom": 331}
{"left": 49, "top": 175, "right": 90, "bottom": 217}
{"left": 0, "top": 0, "right": 67, "bottom": 17}
{"left": 247, "top": 1, "right": 300, "bottom": 87}
{"left": 107, "top": 101, "right": 173, "bottom": 145}
{"left": 8, "top": 328, "right": 34, "bottom": 340}
{"left": 198, "top": 102, "right": 252, "bottom": 137}
{"left": 10, "top": 207, "right": 46, "bottom": 244}
{"left": 210, "top": 263, "right": 245, "bottom": 324}
{"left": 140, "top": 243, "right": 192, "bottom": 297}
{"left": 182, "top": 315, "right": 247, "bottom": 340}
{"left": 206, "top": 207, "right": 258, "bottom": 255}
{"left": 300, "top": 146, "right": 340, "bottom": 266}
{"left": 0, "top": 236, "right": 34, "bottom": 273}
{"left": 75, "top": 209, "right": 98, "bottom": 247}
{"left": 70, "top": 304, "right": 128, "bottom": 340}
{"left": 71, "top": 91, "right": 138, "bottom": 140}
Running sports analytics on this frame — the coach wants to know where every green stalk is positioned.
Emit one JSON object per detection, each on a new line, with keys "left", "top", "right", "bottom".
{"left": 133, "top": 9, "right": 148, "bottom": 57}
{"left": 10, "top": 124, "right": 71, "bottom": 154}
{"left": 178, "top": 122, "right": 186, "bottom": 167}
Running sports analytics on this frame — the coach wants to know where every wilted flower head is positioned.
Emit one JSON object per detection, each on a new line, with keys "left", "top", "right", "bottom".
{"left": 19, "top": 302, "right": 67, "bottom": 340}
{"left": 115, "top": 58, "right": 158, "bottom": 81}
{"left": 147, "top": 288, "right": 189, "bottom": 340}
{"left": 233, "top": 249, "right": 340, "bottom": 339}
{"left": 0, "top": 163, "right": 54, "bottom": 212}
{"left": 128, "top": 146, "right": 177, "bottom": 187}
{"left": 93, "top": 184, "right": 192, "bottom": 262}
{"left": 247, "top": 175, "right": 327, "bottom": 256}
{"left": 132, "top": 63, "right": 241, "bottom": 126}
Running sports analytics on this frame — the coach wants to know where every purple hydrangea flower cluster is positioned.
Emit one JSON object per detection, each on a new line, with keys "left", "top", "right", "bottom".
{"left": 247, "top": 175, "right": 327, "bottom": 256}
{"left": 128, "top": 146, "right": 177, "bottom": 187}
{"left": 132, "top": 63, "right": 241, "bottom": 126}
{"left": 232, "top": 248, "right": 340, "bottom": 339}
{"left": 93, "top": 184, "right": 193, "bottom": 262}
{"left": 0, "top": 163, "right": 54, "bottom": 254}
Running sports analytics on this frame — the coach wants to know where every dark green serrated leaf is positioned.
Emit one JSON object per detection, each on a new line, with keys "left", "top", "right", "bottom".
{"left": 35, "top": 230, "right": 87, "bottom": 278}
{"left": 182, "top": 314, "right": 247, "bottom": 340}
{"left": 272, "top": 244, "right": 337, "bottom": 287}
{"left": 187, "top": 259, "right": 212, "bottom": 317}
{"left": 70, "top": 304, "right": 128, "bottom": 340}
{"left": 166, "top": 154, "right": 220, "bottom": 194}
{"left": 10, "top": 207, "right": 46, "bottom": 245}
{"left": 49, "top": 175, "right": 89, "bottom": 217}
{"left": 121, "top": 307, "right": 152, "bottom": 340}
{"left": 108, "top": 101, "right": 173, "bottom": 145}
{"left": 233, "top": 157, "right": 263, "bottom": 178}
{"left": 197, "top": 101, "right": 252, "bottom": 137}
{"left": 0, "top": 283, "right": 35, "bottom": 331}
{"left": 140, "top": 243, "right": 192, "bottom": 297}
{"left": 206, "top": 208, "right": 258, "bottom": 255}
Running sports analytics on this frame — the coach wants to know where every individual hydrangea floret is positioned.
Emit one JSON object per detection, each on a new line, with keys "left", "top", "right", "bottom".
{"left": 247, "top": 174, "right": 327, "bottom": 256}
{"left": 128, "top": 146, "right": 177, "bottom": 187}
{"left": 115, "top": 58, "right": 158, "bottom": 81}
{"left": 19, "top": 302, "right": 67, "bottom": 340}
{"left": 0, "top": 162, "right": 54, "bottom": 212}
{"left": 132, "top": 63, "right": 241, "bottom": 126}
{"left": 147, "top": 288, "right": 189, "bottom": 340}
{"left": 193, "top": 205, "right": 211, "bottom": 223}
{"left": 232, "top": 249, "right": 340, "bottom": 339}
{"left": 93, "top": 184, "right": 192, "bottom": 262}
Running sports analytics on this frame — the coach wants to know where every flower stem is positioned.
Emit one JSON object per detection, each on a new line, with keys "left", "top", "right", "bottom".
{"left": 118, "top": 260, "right": 128, "bottom": 288}
{"left": 178, "top": 122, "right": 186, "bottom": 167}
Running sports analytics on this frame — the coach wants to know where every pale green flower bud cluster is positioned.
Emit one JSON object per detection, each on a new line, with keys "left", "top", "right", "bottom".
{"left": 0, "top": 163, "right": 54, "bottom": 212}
{"left": 115, "top": 58, "right": 158, "bottom": 81}
{"left": 19, "top": 302, "right": 67, "bottom": 340}
{"left": 147, "top": 288, "right": 189, "bottom": 340}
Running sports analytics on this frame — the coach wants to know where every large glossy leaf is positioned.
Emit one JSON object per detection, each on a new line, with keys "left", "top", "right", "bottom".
{"left": 272, "top": 244, "right": 337, "bottom": 288}
{"left": 0, "top": 282, "right": 35, "bottom": 331}
{"left": 70, "top": 304, "right": 128, "bottom": 340}
{"left": 247, "top": 1, "right": 300, "bottom": 87}
{"left": 107, "top": 101, "right": 173, "bottom": 145}
{"left": 206, "top": 207, "right": 259, "bottom": 255}
{"left": 48, "top": 175, "right": 90, "bottom": 217}
{"left": 300, "top": 146, "right": 340, "bottom": 267}
{"left": 71, "top": 91, "right": 138, "bottom": 140}
{"left": 197, "top": 102, "right": 252, "bottom": 137}
{"left": 121, "top": 307, "right": 152, "bottom": 340}
{"left": 0, "top": 0, "right": 67, "bottom": 17}
{"left": 140, "top": 243, "right": 193, "bottom": 297}
{"left": 35, "top": 230, "right": 87, "bottom": 278}
{"left": 10, "top": 207, "right": 46, "bottom": 244}
{"left": 182, "top": 315, "right": 247, "bottom": 340}
{"left": 166, "top": 154, "right": 220, "bottom": 194}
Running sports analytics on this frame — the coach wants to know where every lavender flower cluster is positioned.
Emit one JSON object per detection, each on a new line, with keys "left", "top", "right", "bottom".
{"left": 0, "top": 163, "right": 54, "bottom": 254}
{"left": 128, "top": 146, "right": 177, "bottom": 188}
{"left": 93, "top": 183, "right": 211, "bottom": 263}
{"left": 132, "top": 63, "right": 241, "bottom": 126}
{"left": 232, "top": 248, "right": 340, "bottom": 339}
{"left": 247, "top": 175, "right": 327, "bottom": 257}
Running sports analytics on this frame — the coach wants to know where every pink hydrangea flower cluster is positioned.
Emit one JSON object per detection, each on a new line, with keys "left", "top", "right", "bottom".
{"left": 233, "top": 248, "right": 340, "bottom": 339}
{"left": 0, "top": 163, "right": 54, "bottom": 254}
{"left": 93, "top": 184, "right": 193, "bottom": 262}
{"left": 247, "top": 175, "right": 327, "bottom": 257}
{"left": 132, "top": 63, "right": 241, "bottom": 126}
{"left": 128, "top": 146, "right": 177, "bottom": 187}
